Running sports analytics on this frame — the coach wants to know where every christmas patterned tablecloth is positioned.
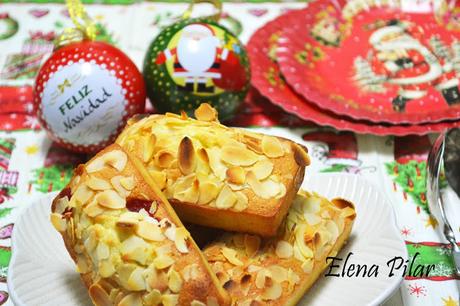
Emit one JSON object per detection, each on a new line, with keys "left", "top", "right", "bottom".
{"left": 0, "top": 2, "right": 459, "bottom": 306}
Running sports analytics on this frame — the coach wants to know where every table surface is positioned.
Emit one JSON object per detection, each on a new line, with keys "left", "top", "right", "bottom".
{"left": 0, "top": 2, "right": 459, "bottom": 306}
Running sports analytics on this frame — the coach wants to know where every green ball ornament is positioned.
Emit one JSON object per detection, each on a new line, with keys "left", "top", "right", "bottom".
{"left": 143, "top": 18, "right": 250, "bottom": 120}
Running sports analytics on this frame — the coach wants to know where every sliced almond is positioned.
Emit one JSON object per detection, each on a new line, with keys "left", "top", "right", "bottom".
{"left": 76, "top": 254, "right": 90, "bottom": 273}
{"left": 191, "top": 301, "right": 206, "bottom": 306}
{"left": 261, "top": 282, "right": 282, "bottom": 301}
{"left": 174, "top": 178, "right": 199, "bottom": 204}
{"left": 118, "top": 293, "right": 143, "bottom": 306}
{"left": 233, "top": 191, "right": 248, "bottom": 212}
{"left": 50, "top": 213, "right": 67, "bottom": 232}
{"left": 153, "top": 254, "right": 175, "bottom": 269}
{"left": 141, "top": 134, "right": 156, "bottom": 163}
{"left": 174, "top": 227, "right": 189, "bottom": 253}
{"left": 116, "top": 212, "right": 140, "bottom": 228}
{"left": 250, "top": 159, "right": 274, "bottom": 180}
{"left": 326, "top": 220, "right": 340, "bottom": 242}
{"left": 162, "top": 294, "right": 179, "bottom": 306}
{"left": 292, "top": 143, "right": 310, "bottom": 167}
{"left": 99, "top": 260, "right": 116, "bottom": 278}
{"left": 275, "top": 240, "right": 293, "bottom": 259}
{"left": 195, "top": 103, "right": 218, "bottom": 121}
{"left": 96, "top": 241, "right": 110, "bottom": 260}
{"left": 301, "top": 259, "right": 314, "bottom": 273}
{"left": 261, "top": 136, "right": 284, "bottom": 158}
{"left": 146, "top": 267, "right": 168, "bottom": 292}
{"left": 120, "top": 176, "right": 135, "bottom": 191}
{"left": 207, "top": 147, "right": 227, "bottom": 180}
{"left": 246, "top": 172, "right": 280, "bottom": 199}
{"left": 89, "top": 283, "right": 111, "bottom": 306}
{"left": 182, "top": 263, "right": 200, "bottom": 281}
{"left": 120, "top": 236, "right": 150, "bottom": 262}
{"left": 154, "top": 150, "right": 175, "bottom": 168}
{"left": 295, "top": 225, "right": 314, "bottom": 259}
{"left": 215, "top": 185, "right": 237, "bottom": 209}
{"left": 268, "top": 265, "right": 288, "bottom": 283}
{"left": 221, "top": 145, "right": 259, "bottom": 166}
{"left": 255, "top": 269, "right": 270, "bottom": 289}
{"left": 226, "top": 167, "right": 246, "bottom": 184}
{"left": 110, "top": 176, "right": 129, "bottom": 198}
{"left": 143, "top": 289, "right": 162, "bottom": 305}
{"left": 221, "top": 247, "right": 243, "bottom": 266}
{"left": 136, "top": 220, "right": 165, "bottom": 241}
{"left": 241, "top": 134, "right": 263, "bottom": 154}
{"left": 197, "top": 181, "right": 220, "bottom": 205}
{"left": 87, "top": 176, "right": 112, "bottom": 191}
{"left": 244, "top": 235, "right": 261, "bottom": 257}
{"left": 304, "top": 213, "right": 321, "bottom": 226}
{"left": 178, "top": 136, "right": 196, "bottom": 175}
{"left": 304, "top": 197, "right": 321, "bottom": 214}
{"left": 148, "top": 170, "right": 167, "bottom": 190}
{"left": 83, "top": 199, "right": 105, "bottom": 218}
{"left": 87, "top": 150, "right": 128, "bottom": 173}
{"left": 96, "top": 190, "right": 126, "bottom": 209}
{"left": 197, "top": 147, "right": 210, "bottom": 164}
{"left": 73, "top": 184, "right": 94, "bottom": 204}
{"left": 168, "top": 269, "right": 183, "bottom": 293}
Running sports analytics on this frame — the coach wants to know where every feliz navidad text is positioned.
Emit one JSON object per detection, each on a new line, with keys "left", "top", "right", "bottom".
{"left": 325, "top": 252, "right": 435, "bottom": 278}
{"left": 58, "top": 85, "right": 112, "bottom": 133}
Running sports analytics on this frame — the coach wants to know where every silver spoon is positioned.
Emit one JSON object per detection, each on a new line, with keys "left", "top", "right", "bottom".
{"left": 427, "top": 129, "right": 460, "bottom": 278}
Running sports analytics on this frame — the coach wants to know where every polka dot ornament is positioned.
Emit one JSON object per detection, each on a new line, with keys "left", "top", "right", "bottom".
{"left": 34, "top": 41, "right": 146, "bottom": 153}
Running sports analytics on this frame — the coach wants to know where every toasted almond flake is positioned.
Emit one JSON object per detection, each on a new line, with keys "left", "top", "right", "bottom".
{"left": 197, "top": 181, "right": 220, "bottom": 205}
{"left": 268, "top": 265, "right": 288, "bottom": 283}
{"left": 54, "top": 196, "right": 69, "bottom": 214}
{"left": 178, "top": 136, "right": 196, "bottom": 175}
{"left": 87, "top": 176, "right": 112, "bottom": 191}
{"left": 153, "top": 254, "right": 175, "bottom": 270}
{"left": 149, "top": 201, "right": 158, "bottom": 215}
{"left": 207, "top": 147, "right": 227, "bottom": 180}
{"left": 246, "top": 172, "right": 280, "bottom": 199}
{"left": 314, "top": 229, "right": 332, "bottom": 249}
{"left": 275, "top": 240, "right": 293, "bottom": 259}
{"left": 248, "top": 265, "right": 262, "bottom": 273}
{"left": 154, "top": 150, "right": 175, "bottom": 168}
{"left": 195, "top": 103, "right": 218, "bottom": 121}
{"left": 143, "top": 289, "right": 162, "bottom": 305}
{"left": 168, "top": 269, "right": 183, "bottom": 293}
{"left": 120, "top": 176, "right": 135, "bottom": 191}
{"left": 121, "top": 235, "right": 149, "bottom": 258}
{"left": 162, "top": 294, "right": 179, "bottom": 306}
{"left": 292, "top": 143, "right": 310, "bottom": 167}
{"left": 241, "top": 134, "right": 263, "bottom": 154}
{"left": 261, "top": 136, "right": 284, "bottom": 158}
{"left": 221, "top": 247, "right": 243, "bottom": 266}
{"left": 261, "top": 282, "right": 282, "bottom": 301}
{"left": 76, "top": 254, "right": 90, "bottom": 273}
{"left": 96, "top": 190, "right": 126, "bottom": 209}
{"left": 255, "top": 269, "right": 269, "bottom": 289}
{"left": 99, "top": 260, "right": 116, "bottom": 278}
{"left": 50, "top": 213, "right": 67, "bottom": 232}
{"left": 182, "top": 263, "right": 200, "bottom": 281}
{"left": 301, "top": 259, "right": 314, "bottom": 273}
{"left": 226, "top": 166, "right": 246, "bottom": 184}
{"left": 117, "top": 212, "right": 140, "bottom": 228}
{"left": 142, "top": 134, "right": 156, "bottom": 163}
{"left": 118, "top": 293, "right": 143, "bottom": 306}
{"left": 233, "top": 191, "right": 248, "bottom": 212}
{"left": 89, "top": 283, "right": 111, "bottom": 306}
{"left": 146, "top": 267, "right": 168, "bottom": 292}
{"left": 148, "top": 169, "right": 167, "bottom": 190}
{"left": 304, "top": 197, "right": 321, "bottom": 214}
{"left": 174, "top": 227, "right": 189, "bottom": 253}
{"left": 110, "top": 176, "right": 129, "bottom": 198}
{"left": 221, "top": 145, "right": 259, "bottom": 166}
{"left": 96, "top": 241, "right": 110, "bottom": 260}
{"left": 87, "top": 150, "right": 127, "bottom": 173}
{"left": 326, "top": 220, "right": 340, "bottom": 242}
{"left": 84, "top": 232, "right": 98, "bottom": 252}
{"left": 74, "top": 184, "right": 94, "bottom": 204}
{"left": 197, "top": 147, "right": 210, "bottom": 164}
{"left": 250, "top": 159, "right": 274, "bottom": 180}
{"left": 304, "top": 213, "right": 321, "bottom": 225}
{"left": 295, "top": 225, "right": 314, "bottom": 259}
{"left": 244, "top": 235, "right": 261, "bottom": 257}
{"left": 136, "top": 220, "right": 165, "bottom": 241}
{"left": 174, "top": 178, "right": 199, "bottom": 204}
{"left": 191, "top": 301, "right": 206, "bottom": 306}
{"left": 83, "top": 200, "right": 106, "bottom": 218}
{"left": 215, "top": 185, "right": 237, "bottom": 209}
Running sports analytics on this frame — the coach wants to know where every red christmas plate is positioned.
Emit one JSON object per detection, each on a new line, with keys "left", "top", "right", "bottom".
{"left": 248, "top": 8, "right": 460, "bottom": 135}
{"left": 276, "top": 1, "right": 460, "bottom": 124}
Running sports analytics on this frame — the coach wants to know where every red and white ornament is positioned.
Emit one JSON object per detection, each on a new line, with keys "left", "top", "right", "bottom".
{"left": 34, "top": 40, "right": 146, "bottom": 153}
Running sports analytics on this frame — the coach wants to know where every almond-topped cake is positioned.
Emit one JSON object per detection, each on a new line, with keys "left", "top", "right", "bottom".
{"left": 202, "top": 191, "right": 356, "bottom": 306}
{"left": 50, "top": 144, "right": 230, "bottom": 306}
{"left": 116, "top": 104, "right": 310, "bottom": 236}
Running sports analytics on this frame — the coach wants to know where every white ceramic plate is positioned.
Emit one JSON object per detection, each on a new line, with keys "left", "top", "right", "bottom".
{"left": 8, "top": 174, "right": 407, "bottom": 306}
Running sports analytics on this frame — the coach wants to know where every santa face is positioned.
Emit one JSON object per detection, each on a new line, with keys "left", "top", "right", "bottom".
{"left": 177, "top": 24, "right": 220, "bottom": 74}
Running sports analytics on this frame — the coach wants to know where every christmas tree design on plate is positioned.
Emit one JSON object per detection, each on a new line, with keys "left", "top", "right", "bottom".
{"left": 385, "top": 136, "right": 446, "bottom": 215}
{"left": 0, "top": 138, "right": 18, "bottom": 203}
{"left": 30, "top": 144, "right": 85, "bottom": 193}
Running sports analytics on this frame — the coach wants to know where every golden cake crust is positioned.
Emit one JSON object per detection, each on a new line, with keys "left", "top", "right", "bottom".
{"left": 51, "top": 144, "right": 230, "bottom": 306}
{"left": 116, "top": 104, "right": 310, "bottom": 236}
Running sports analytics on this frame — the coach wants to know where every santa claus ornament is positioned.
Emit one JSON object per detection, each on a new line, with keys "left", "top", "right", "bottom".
{"left": 33, "top": 0, "right": 145, "bottom": 153}
{"left": 143, "top": 0, "right": 250, "bottom": 120}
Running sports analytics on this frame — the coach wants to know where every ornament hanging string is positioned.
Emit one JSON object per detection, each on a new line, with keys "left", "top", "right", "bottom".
{"left": 182, "top": 0, "right": 223, "bottom": 22}
{"left": 55, "top": 0, "right": 96, "bottom": 48}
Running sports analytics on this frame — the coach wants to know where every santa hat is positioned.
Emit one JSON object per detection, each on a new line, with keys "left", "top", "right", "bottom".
{"left": 394, "top": 135, "right": 431, "bottom": 164}
{"left": 302, "top": 131, "right": 361, "bottom": 167}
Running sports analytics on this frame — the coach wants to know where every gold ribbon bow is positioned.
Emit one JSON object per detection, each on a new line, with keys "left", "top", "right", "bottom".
{"left": 182, "top": 0, "right": 223, "bottom": 22}
{"left": 58, "top": 79, "right": 71, "bottom": 93}
{"left": 55, "top": 0, "right": 96, "bottom": 48}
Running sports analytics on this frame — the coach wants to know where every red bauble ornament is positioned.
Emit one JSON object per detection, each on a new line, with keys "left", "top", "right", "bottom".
{"left": 34, "top": 40, "right": 146, "bottom": 153}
